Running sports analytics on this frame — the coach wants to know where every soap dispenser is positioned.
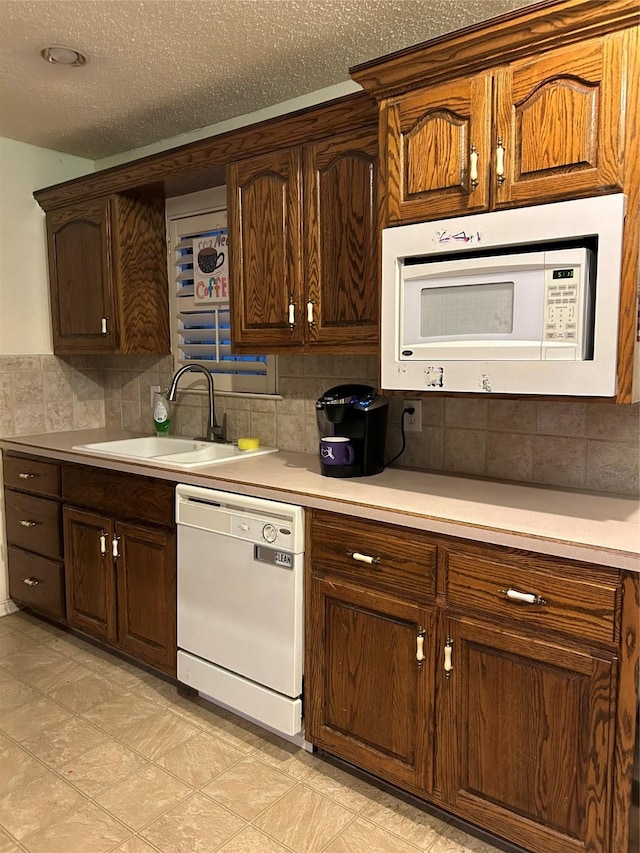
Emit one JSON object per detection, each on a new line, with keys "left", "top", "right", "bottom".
{"left": 153, "top": 391, "right": 171, "bottom": 435}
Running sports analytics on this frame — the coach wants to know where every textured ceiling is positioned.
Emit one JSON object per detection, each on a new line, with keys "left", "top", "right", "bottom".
{"left": 0, "top": 0, "right": 535, "bottom": 161}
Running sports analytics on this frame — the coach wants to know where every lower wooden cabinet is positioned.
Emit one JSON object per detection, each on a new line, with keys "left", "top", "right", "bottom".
{"left": 62, "top": 464, "right": 176, "bottom": 676}
{"left": 437, "top": 617, "right": 616, "bottom": 853}
{"left": 305, "top": 509, "right": 636, "bottom": 853}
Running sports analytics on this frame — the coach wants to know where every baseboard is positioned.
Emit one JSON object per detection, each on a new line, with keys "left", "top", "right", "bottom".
{"left": 0, "top": 599, "right": 20, "bottom": 617}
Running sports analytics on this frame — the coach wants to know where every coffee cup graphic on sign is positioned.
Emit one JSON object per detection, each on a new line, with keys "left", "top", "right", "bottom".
{"left": 198, "top": 247, "right": 225, "bottom": 275}
{"left": 320, "top": 437, "right": 355, "bottom": 466}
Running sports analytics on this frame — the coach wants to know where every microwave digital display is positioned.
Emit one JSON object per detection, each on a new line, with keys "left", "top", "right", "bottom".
{"left": 553, "top": 269, "right": 574, "bottom": 279}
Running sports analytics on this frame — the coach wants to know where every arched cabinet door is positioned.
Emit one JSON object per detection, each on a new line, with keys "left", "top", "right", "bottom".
{"left": 383, "top": 73, "right": 493, "bottom": 224}
{"left": 494, "top": 31, "right": 628, "bottom": 207}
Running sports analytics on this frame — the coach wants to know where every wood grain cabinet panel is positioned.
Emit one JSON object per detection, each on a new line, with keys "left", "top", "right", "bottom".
{"left": 229, "top": 127, "right": 379, "bottom": 353}
{"left": 46, "top": 192, "right": 169, "bottom": 355}
{"left": 437, "top": 617, "right": 617, "bottom": 853}
{"left": 5, "top": 492, "right": 62, "bottom": 559}
{"left": 7, "top": 546, "right": 65, "bottom": 620}
{"left": 62, "top": 464, "right": 176, "bottom": 675}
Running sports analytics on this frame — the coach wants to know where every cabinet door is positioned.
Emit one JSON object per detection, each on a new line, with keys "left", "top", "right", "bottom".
{"left": 306, "top": 575, "right": 434, "bottom": 794}
{"left": 64, "top": 507, "right": 117, "bottom": 643}
{"left": 228, "top": 148, "right": 304, "bottom": 350}
{"left": 494, "top": 33, "right": 626, "bottom": 207}
{"left": 438, "top": 617, "right": 617, "bottom": 853}
{"left": 116, "top": 522, "right": 176, "bottom": 675}
{"left": 383, "top": 73, "right": 492, "bottom": 223}
{"left": 47, "top": 198, "right": 118, "bottom": 353}
{"left": 304, "top": 128, "right": 379, "bottom": 349}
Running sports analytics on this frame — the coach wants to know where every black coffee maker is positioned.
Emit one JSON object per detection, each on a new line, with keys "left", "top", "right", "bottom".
{"left": 316, "top": 384, "right": 389, "bottom": 478}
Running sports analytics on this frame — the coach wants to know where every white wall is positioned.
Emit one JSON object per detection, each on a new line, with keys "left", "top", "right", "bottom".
{"left": 0, "top": 138, "right": 93, "bottom": 355}
{"left": 0, "top": 138, "right": 93, "bottom": 610}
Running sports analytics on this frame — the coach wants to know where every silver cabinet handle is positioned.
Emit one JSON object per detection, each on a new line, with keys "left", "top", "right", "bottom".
{"left": 307, "top": 301, "right": 314, "bottom": 327}
{"left": 469, "top": 143, "right": 479, "bottom": 189}
{"left": 101, "top": 316, "right": 109, "bottom": 334}
{"left": 288, "top": 302, "right": 295, "bottom": 329}
{"left": 496, "top": 136, "right": 505, "bottom": 185}
{"left": 499, "top": 587, "right": 547, "bottom": 606}
{"left": 18, "top": 472, "right": 35, "bottom": 479}
{"left": 23, "top": 577, "right": 40, "bottom": 586}
{"left": 112, "top": 536, "right": 120, "bottom": 559}
{"left": 416, "top": 628, "right": 425, "bottom": 667}
{"left": 19, "top": 520, "right": 38, "bottom": 528}
{"left": 444, "top": 637, "right": 453, "bottom": 678}
{"left": 348, "top": 551, "right": 381, "bottom": 565}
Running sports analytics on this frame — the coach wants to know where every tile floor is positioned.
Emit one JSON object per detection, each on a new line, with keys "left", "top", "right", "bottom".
{"left": 0, "top": 610, "right": 516, "bottom": 852}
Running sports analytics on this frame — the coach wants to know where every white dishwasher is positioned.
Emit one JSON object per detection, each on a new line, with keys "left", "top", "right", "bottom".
{"left": 176, "top": 484, "right": 305, "bottom": 739}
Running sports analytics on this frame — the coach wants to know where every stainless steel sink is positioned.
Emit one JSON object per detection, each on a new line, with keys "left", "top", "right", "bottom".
{"left": 71, "top": 436, "right": 278, "bottom": 468}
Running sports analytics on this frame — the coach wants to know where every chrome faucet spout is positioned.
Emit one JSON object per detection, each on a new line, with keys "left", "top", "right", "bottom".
{"left": 166, "top": 364, "right": 226, "bottom": 443}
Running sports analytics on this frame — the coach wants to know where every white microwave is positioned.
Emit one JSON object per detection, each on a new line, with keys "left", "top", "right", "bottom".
{"left": 381, "top": 195, "right": 626, "bottom": 397}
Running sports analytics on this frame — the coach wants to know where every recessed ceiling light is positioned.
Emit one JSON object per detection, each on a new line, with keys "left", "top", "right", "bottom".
{"left": 40, "top": 45, "right": 89, "bottom": 66}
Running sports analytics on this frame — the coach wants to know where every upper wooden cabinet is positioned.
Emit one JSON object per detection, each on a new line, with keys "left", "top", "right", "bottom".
{"left": 46, "top": 192, "right": 170, "bottom": 355}
{"left": 381, "top": 33, "right": 628, "bottom": 224}
{"left": 228, "top": 126, "right": 379, "bottom": 354}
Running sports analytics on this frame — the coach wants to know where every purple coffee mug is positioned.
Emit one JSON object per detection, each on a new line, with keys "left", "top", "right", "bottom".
{"left": 320, "top": 436, "right": 355, "bottom": 466}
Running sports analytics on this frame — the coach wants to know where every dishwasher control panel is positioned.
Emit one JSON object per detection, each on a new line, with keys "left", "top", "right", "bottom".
{"left": 176, "top": 484, "right": 305, "bottom": 554}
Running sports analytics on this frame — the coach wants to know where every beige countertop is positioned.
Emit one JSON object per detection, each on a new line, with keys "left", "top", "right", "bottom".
{"left": 1, "top": 428, "right": 638, "bottom": 572}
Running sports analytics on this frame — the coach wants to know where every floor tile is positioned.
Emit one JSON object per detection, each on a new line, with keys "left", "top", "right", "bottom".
{"left": 23, "top": 658, "right": 89, "bottom": 693}
{"left": 0, "top": 695, "right": 71, "bottom": 742}
{"left": 0, "top": 644, "right": 66, "bottom": 676}
{"left": 81, "top": 692, "right": 160, "bottom": 736}
{"left": 46, "top": 672, "right": 122, "bottom": 713}
{"left": 201, "top": 755, "right": 296, "bottom": 819}
{"left": 0, "top": 737, "right": 45, "bottom": 796}
{"left": 20, "top": 801, "right": 130, "bottom": 853}
{"left": 428, "top": 832, "right": 501, "bottom": 853}
{"left": 95, "top": 764, "right": 192, "bottom": 831}
{"left": 254, "top": 783, "right": 355, "bottom": 853}
{"left": 57, "top": 739, "right": 147, "bottom": 797}
{"left": 304, "top": 759, "right": 381, "bottom": 813}
{"left": 0, "top": 632, "right": 41, "bottom": 657}
{"left": 324, "top": 817, "right": 423, "bottom": 852}
{"left": 361, "top": 792, "right": 453, "bottom": 850}
{"left": 21, "top": 715, "right": 109, "bottom": 769}
{"left": 0, "top": 676, "right": 40, "bottom": 713}
{"left": 249, "top": 733, "right": 317, "bottom": 781}
{"left": 156, "top": 731, "right": 245, "bottom": 787}
{"left": 0, "top": 770, "right": 85, "bottom": 840}
{"left": 119, "top": 710, "right": 200, "bottom": 760}
{"left": 140, "top": 792, "right": 245, "bottom": 852}
{"left": 112, "top": 839, "right": 161, "bottom": 853}
{"left": 216, "top": 826, "right": 291, "bottom": 852}
{"left": 0, "top": 827, "right": 14, "bottom": 852}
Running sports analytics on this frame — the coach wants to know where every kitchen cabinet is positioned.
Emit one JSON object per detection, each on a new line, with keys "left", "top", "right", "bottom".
{"left": 306, "top": 508, "right": 633, "bottom": 853}
{"left": 46, "top": 192, "right": 170, "bottom": 355}
{"left": 305, "top": 510, "right": 437, "bottom": 793}
{"left": 2, "top": 452, "right": 65, "bottom": 621}
{"left": 228, "top": 126, "right": 379, "bottom": 353}
{"left": 62, "top": 464, "right": 176, "bottom": 675}
{"left": 380, "top": 32, "right": 628, "bottom": 224}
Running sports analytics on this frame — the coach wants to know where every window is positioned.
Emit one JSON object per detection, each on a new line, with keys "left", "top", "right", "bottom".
{"left": 165, "top": 188, "right": 276, "bottom": 395}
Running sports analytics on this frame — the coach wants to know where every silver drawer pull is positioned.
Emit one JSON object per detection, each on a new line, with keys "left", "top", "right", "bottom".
{"left": 499, "top": 587, "right": 547, "bottom": 606}
{"left": 23, "top": 577, "right": 40, "bottom": 586}
{"left": 19, "top": 520, "right": 38, "bottom": 528}
{"left": 349, "top": 551, "right": 381, "bottom": 565}
{"left": 18, "top": 472, "right": 36, "bottom": 479}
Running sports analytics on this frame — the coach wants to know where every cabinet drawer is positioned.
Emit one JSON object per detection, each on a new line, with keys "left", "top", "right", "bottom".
{"left": 8, "top": 546, "right": 65, "bottom": 620}
{"left": 444, "top": 547, "right": 621, "bottom": 645}
{"left": 63, "top": 464, "right": 174, "bottom": 527}
{"left": 311, "top": 510, "right": 436, "bottom": 602}
{"left": 5, "top": 492, "right": 62, "bottom": 559}
{"left": 3, "top": 454, "right": 60, "bottom": 497}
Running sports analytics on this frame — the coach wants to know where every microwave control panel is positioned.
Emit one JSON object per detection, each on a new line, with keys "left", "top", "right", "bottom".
{"left": 543, "top": 266, "right": 581, "bottom": 344}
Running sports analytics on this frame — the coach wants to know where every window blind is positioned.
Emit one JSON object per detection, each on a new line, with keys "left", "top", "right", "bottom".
{"left": 167, "top": 207, "right": 275, "bottom": 395}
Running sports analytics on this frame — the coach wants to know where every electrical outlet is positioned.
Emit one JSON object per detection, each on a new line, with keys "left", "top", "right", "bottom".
{"left": 150, "top": 385, "right": 161, "bottom": 406}
{"left": 403, "top": 399, "right": 422, "bottom": 432}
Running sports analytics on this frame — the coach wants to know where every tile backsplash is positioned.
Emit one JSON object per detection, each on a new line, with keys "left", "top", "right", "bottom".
{"left": 0, "top": 354, "right": 638, "bottom": 496}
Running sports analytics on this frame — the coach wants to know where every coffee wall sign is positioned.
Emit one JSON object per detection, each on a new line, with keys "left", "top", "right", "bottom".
{"left": 194, "top": 229, "right": 229, "bottom": 305}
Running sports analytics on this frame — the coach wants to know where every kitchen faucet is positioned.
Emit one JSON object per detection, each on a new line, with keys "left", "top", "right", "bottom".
{"left": 166, "top": 364, "right": 227, "bottom": 443}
